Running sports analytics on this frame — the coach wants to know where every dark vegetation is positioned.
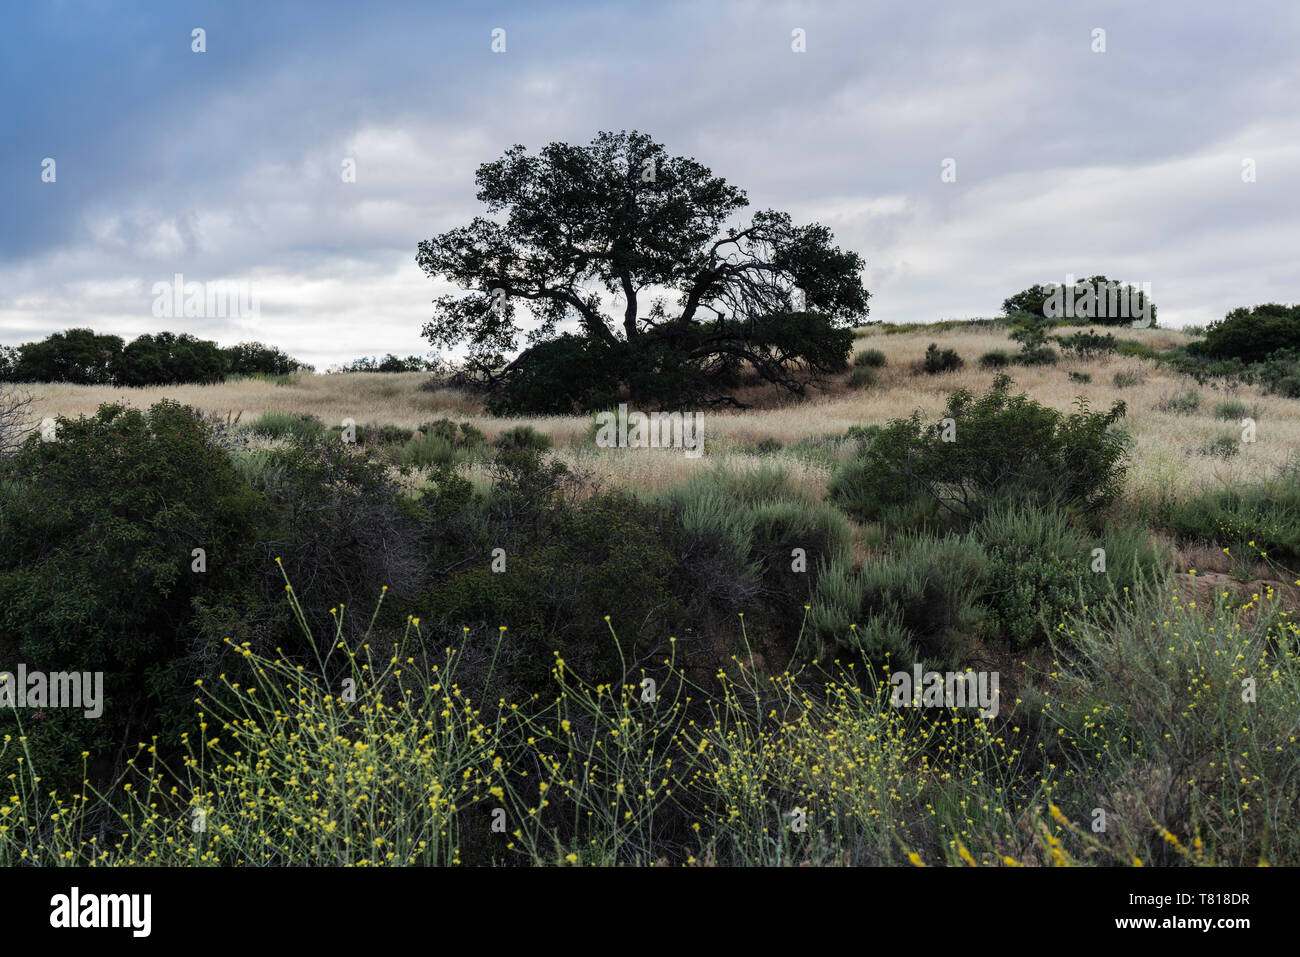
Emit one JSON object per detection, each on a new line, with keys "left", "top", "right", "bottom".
{"left": 0, "top": 329, "right": 310, "bottom": 386}
{"left": 417, "top": 130, "right": 869, "bottom": 413}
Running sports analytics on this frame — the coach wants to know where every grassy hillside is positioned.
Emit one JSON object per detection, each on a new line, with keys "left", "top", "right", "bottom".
{"left": 4, "top": 318, "right": 1298, "bottom": 867}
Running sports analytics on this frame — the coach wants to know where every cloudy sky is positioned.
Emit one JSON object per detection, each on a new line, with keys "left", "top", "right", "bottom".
{"left": 3, "top": 0, "right": 1298, "bottom": 369}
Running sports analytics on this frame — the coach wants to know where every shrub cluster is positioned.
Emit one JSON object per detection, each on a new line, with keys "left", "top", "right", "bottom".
{"left": 828, "top": 373, "right": 1130, "bottom": 524}
{"left": 0, "top": 329, "right": 310, "bottom": 386}
{"left": 921, "top": 342, "right": 963, "bottom": 374}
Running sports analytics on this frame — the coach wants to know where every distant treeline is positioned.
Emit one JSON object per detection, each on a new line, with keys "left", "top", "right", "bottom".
{"left": 333, "top": 354, "right": 443, "bottom": 373}
{"left": 0, "top": 328, "right": 452, "bottom": 386}
{"left": 0, "top": 328, "right": 311, "bottom": 386}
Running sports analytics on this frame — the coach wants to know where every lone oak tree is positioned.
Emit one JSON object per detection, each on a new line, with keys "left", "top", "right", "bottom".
{"left": 417, "top": 130, "right": 869, "bottom": 412}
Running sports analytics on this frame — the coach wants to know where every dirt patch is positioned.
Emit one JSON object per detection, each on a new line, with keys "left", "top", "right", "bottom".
{"left": 1174, "top": 571, "right": 1300, "bottom": 625}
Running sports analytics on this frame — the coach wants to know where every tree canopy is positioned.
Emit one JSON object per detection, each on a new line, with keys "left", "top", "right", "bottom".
{"left": 417, "top": 130, "right": 869, "bottom": 411}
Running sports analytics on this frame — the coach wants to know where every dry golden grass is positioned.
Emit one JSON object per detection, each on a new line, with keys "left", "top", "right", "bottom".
{"left": 22, "top": 324, "right": 1300, "bottom": 503}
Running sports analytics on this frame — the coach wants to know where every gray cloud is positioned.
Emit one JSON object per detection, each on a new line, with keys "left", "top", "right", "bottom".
{"left": 3, "top": 0, "right": 1298, "bottom": 366}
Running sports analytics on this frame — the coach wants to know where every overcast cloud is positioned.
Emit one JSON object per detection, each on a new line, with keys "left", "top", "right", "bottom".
{"left": 3, "top": 0, "right": 1298, "bottom": 369}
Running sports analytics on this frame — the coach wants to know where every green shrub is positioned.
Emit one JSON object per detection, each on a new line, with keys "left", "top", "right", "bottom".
{"left": 1153, "top": 461, "right": 1300, "bottom": 567}
{"left": 0, "top": 402, "right": 268, "bottom": 792}
{"left": 1156, "top": 389, "right": 1201, "bottom": 414}
{"left": 1252, "top": 349, "right": 1300, "bottom": 397}
{"left": 1014, "top": 345, "right": 1059, "bottom": 366}
{"left": 223, "top": 341, "right": 309, "bottom": 376}
{"left": 808, "top": 535, "right": 988, "bottom": 668}
{"left": 247, "top": 411, "right": 326, "bottom": 442}
{"left": 975, "top": 502, "right": 1089, "bottom": 648}
{"left": 854, "top": 349, "right": 887, "bottom": 368}
{"left": 116, "top": 332, "right": 226, "bottom": 387}
{"left": 486, "top": 334, "right": 626, "bottom": 415}
{"left": 1068, "top": 371, "right": 1092, "bottom": 384}
{"left": 785, "top": 428, "right": 875, "bottom": 468}
{"left": 1112, "top": 370, "right": 1146, "bottom": 388}
{"left": 425, "top": 490, "right": 686, "bottom": 696}
{"left": 1273, "top": 375, "right": 1300, "bottom": 399}
{"left": 1199, "top": 304, "right": 1300, "bottom": 362}
{"left": 847, "top": 366, "right": 878, "bottom": 389}
{"left": 398, "top": 419, "right": 490, "bottom": 466}
{"left": 828, "top": 374, "right": 1130, "bottom": 524}
{"left": 371, "top": 424, "right": 415, "bottom": 445}
{"left": 399, "top": 433, "right": 471, "bottom": 467}
{"left": 420, "top": 419, "right": 487, "bottom": 446}
{"left": 975, "top": 500, "right": 1169, "bottom": 650}
{"left": 1055, "top": 329, "right": 1118, "bottom": 360}
{"left": 749, "top": 498, "right": 854, "bottom": 624}
{"left": 922, "top": 343, "right": 963, "bottom": 374}
{"left": 1004, "top": 277, "right": 1157, "bottom": 327}
{"left": 494, "top": 424, "right": 554, "bottom": 453}
{"left": 979, "top": 350, "right": 1011, "bottom": 369}
{"left": 1212, "top": 399, "right": 1254, "bottom": 421}
{"left": 1114, "top": 339, "right": 1161, "bottom": 360}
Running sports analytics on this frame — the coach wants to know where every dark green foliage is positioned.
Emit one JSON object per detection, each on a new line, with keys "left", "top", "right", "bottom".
{"left": 1009, "top": 315, "right": 1049, "bottom": 351}
{"left": 1004, "top": 276, "right": 1157, "bottom": 327}
{"left": 0, "top": 402, "right": 267, "bottom": 790}
{"left": 1002, "top": 284, "right": 1054, "bottom": 320}
{"left": 828, "top": 374, "right": 1130, "bottom": 525}
{"left": 0, "top": 346, "right": 17, "bottom": 381}
{"left": 922, "top": 343, "right": 963, "bottom": 374}
{"left": 115, "top": 332, "right": 226, "bottom": 386}
{"left": 424, "top": 456, "right": 687, "bottom": 695}
{"left": 1008, "top": 315, "right": 1060, "bottom": 365}
{"left": 2, "top": 328, "right": 308, "bottom": 386}
{"left": 1114, "top": 338, "right": 1161, "bottom": 360}
{"left": 7, "top": 328, "right": 123, "bottom": 384}
{"left": 979, "top": 350, "right": 1011, "bottom": 369}
{"left": 846, "top": 366, "right": 878, "bottom": 389}
{"left": 1198, "top": 304, "right": 1300, "bottom": 362}
{"left": 975, "top": 501, "right": 1166, "bottom": 649}
{"left": 807, "top": 535, "right": 988, "bottom": 668}
{"left": 338, "top": 354, "right": 436, "bottom": 372}
{"left": 493, "top": 424, "right": 554, "bottom": 453}
{"left": 854, "top": 348, "right": 887, "bottom": 368}
{"left": 1212, "top": 399, "right": 1254, "bottom": 421}
{"left": 397, "top": 422, "right": 489, "bottom": 467}
{"left": 810, "top": 501, "right": 1169, "bottom": 660}
{"left": 235, "top": 439, "right": 432, "bottom": 642}
{"left": 486, "top": 334, "right": 624, "bottom": 415}
{"left": 418, "top": 130, "right": 868, "bottom": 412}
{"left": 223, "top": 341, "right": 309, "bottom": 376}
{"left": 1015, "top": 345, "right": 1059, "bottom": 366}
{"left": 1271, "top": 375, "right": 1300, "bottom": 398}
{"left": 247, "top": 411, "right": 326, "bottom": 442}
{"left": 1056, "top": 329, "right": 1118, "bottom": 360}
{"left": 1252, "top": 349, "right": 1300, "bottom": 397}
{"left": 1154, "top": 462, "right": 1300, "bottom": 566}
{"left": 370, "top": 424, "right": 415, "bottom": 445}
{"left": 978, "top": 503, "right": 1095, "bottom": 650}
{"left": 663, "top": 465, "right": 852, "bottom": 651}
{"left": 1068, "top": 371, "right": 1092, "bottom": 384}
{"left": 1156, "top": 389, "right": 1201, "bottom": 414}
